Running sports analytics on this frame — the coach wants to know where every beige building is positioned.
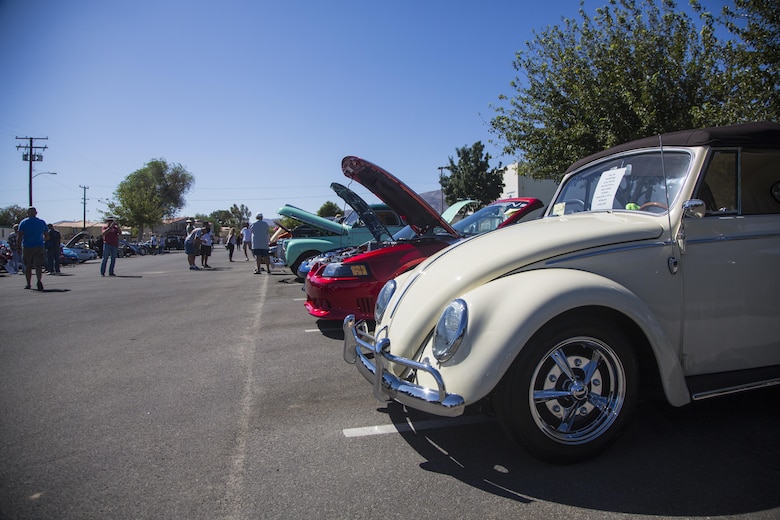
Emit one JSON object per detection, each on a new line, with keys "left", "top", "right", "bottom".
{"left": 501, "top": 163, "right": 559, "bottom": 206}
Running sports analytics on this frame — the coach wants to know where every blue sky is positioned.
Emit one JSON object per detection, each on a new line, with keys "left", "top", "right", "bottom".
{"left": 0, "top": 0, "right": 715, "bottom": 224}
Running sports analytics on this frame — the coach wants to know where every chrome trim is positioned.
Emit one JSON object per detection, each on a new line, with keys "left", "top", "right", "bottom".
{"left": 343, "top": 315, "right": 466, "bottom": 417}
{"left": 691, "top": 378, "right": 780, "bottom": 401}
{"left": 545, "top": 240, "right": 672, "bottom": 266}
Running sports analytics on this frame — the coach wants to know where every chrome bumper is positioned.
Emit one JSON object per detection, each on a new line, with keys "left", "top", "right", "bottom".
{"left": 343, "top": 315, "right": 465, "bottom": 417}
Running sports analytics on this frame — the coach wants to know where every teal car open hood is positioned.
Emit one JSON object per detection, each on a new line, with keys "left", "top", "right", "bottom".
{"left": 278, "top": 181, "right": 394, "bottom": 243}
{"left": 277, "top": 205, "right": 346, "bottom": 235}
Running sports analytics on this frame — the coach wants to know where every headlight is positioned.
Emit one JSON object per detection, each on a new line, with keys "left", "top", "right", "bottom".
{"left": 374, "top": 279, "right": 396, "bottom": 323}
{"left": 432, "top": 299, "right": 468, "bottom": 363}
{"left": 322, "top": 262, "right": 370, "bottom": 278}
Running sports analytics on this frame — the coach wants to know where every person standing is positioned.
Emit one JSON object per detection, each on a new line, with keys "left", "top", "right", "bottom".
{"left": 44, "top": 223, "right": 62, "bottom": 275}
{"left": 200, "top": 221, "right": 214, "bottom": 268}
{"left": 100, "top": 216, "right": 121, "bottom": 277}
{"left": 183, "top": 224, "right": 203, "bottom": 270}
{"left": 7, "top": 224, "right": 21, "bottom": 275}
{"left": 250, "top": 213, "right": 271, "bottom": 274}
{"left": 240, "top": 222, "right": 251, "bottom": 261}
{"left": 226, "top": 227, "right": 237, "bottom": 262}
{"left": 17, "top": 207, "right": 48, "bottom": 291}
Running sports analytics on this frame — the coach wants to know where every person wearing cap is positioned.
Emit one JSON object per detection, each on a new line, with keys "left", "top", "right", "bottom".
{"left": 250, "top": 213, "right": 271, "bottom": 274}
{"left": 100, "top": 216, "right": 121, "bottom": 277}
{"left": 185, "top": 218, "right": 195, "bottom": 236}
{"left": 17, "top": 207, "right": 48, "bottom": 290}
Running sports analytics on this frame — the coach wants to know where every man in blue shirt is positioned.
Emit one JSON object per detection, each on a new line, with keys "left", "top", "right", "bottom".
{"left": 17, "top": 207, "right": 49, "bottom": 291}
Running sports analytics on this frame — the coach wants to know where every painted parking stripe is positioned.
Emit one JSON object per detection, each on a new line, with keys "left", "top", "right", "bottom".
{"left": 343, "top": 415, "right": 493, "bottom": 438}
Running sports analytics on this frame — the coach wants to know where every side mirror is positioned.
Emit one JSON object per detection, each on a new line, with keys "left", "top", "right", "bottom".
{"left": 683, "top": 199, "right": 706, "bottom": 219}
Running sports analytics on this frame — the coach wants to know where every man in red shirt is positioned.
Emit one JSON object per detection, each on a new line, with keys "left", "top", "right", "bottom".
{"left": 100, "top": 216, "right": 121, "bottom": 276}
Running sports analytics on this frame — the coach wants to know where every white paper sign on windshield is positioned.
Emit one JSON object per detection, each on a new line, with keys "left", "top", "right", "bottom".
{"left": 591, "top": 167, "right": 628, "bottom": 211}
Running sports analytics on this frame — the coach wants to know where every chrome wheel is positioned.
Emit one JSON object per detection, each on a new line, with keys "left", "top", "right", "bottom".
{"left": 495, "top": 317, "right": 638, "bottom": 463}
{"left": 530, "top": 336, "right": 627, "bottom": 446}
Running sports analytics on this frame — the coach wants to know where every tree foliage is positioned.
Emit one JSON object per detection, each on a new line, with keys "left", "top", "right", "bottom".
{"left": 490, "top": 0, "right": 778, "bottom": 183}
{"left": 0, "top": 204, "right": 29, "bottom": 227}
{"left": 318, "top": 201, "right": 342, "bottom": 218}
{"left": 702, "top": 0, "right": 780, "bottom": 123}
{"left": 105, "top": 159, "right": 193, "bottom": 238}
{"left": 440, "top": 142, "right": 505, "bottom": 206}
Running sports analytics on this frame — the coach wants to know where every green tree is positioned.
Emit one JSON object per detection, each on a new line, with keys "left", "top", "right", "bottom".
{"left": 230, "top": 204, "right": 252, "bottom": 227}
{"left": 490, "top": 0, "right": 725, "bottom": 182}
{"left": 440, "top": 142, "right": 505, "bottom": 206}
{"left": 0, "top": 204, "right": 28, "bottom": 226}
{"left": 105, "top": 159, "right": 193, "bottom": 239}
{"left": 699, "top": 0, "right": 780, "bottom": 123}
{"left": 318, "top": 201, "right": 341, "bottom": 218}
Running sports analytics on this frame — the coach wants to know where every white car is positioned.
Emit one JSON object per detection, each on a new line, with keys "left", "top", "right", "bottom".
{"left": 344, "top": 121, "right": 780, "bottom": 463}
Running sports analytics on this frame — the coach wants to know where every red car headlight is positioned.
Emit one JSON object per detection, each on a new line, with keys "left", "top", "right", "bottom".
{"left": 322, "top": 262, "right": 371, "bottom": 278}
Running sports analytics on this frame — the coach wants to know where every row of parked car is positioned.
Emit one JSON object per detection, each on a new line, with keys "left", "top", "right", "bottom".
{"left": 274, "top": 121, "right": 780, "bottom": 464}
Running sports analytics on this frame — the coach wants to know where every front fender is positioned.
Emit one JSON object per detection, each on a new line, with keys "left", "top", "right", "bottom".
{"left": 414, "top": 268, "right": 689, "bottom": 407}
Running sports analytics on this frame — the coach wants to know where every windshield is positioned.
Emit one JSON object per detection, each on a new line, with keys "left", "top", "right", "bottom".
{"left": 549, "top": 151, "right": 691, "bottom": 216}
{"left": 452, "top": 200, "right": 530, "bottom": 237}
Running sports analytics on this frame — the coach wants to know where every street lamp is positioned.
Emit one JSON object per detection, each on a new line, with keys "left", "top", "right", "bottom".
{"left": 30, "top": 171, "right": 57, "bottom": 206}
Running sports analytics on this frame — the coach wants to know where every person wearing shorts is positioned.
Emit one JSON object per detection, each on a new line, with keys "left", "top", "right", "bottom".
{"left": 184, "top": 225, "right": 203, "bottom": 270}
{"left": 17, "top": 207, "right": 48, "bottom": 291}
{"left": 250, "top": 213, "right": 271, "bottom": 274}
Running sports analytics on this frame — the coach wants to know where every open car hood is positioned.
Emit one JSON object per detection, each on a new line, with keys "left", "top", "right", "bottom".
{"left": 65, "top": 231, "right": 90, "bottom": 248}
{"left": 331, "top": 182, "right": 395, "bottom": 243}
{"left": 278, "top": 181, "right": 395, "bottom": 242}
{"left": 277, "top": 205, "right": 347, "bottom": 235}
{"left": 341, "top": 156, "right": 458, "bottom": 237}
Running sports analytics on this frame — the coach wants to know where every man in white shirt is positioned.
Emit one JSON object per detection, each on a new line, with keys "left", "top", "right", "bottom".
{"left": 240, "top": 222, "right": 252, "bottom": 261}
{"left": 200, "top": 222, "right": 214, "bottom": 268}
{"left": 250, "top": 213, "right": 271, "bottom": 274}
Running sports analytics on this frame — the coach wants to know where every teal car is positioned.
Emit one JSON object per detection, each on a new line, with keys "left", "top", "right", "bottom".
{"left": 277, "top": 184, "right": 405, "bottom": 274}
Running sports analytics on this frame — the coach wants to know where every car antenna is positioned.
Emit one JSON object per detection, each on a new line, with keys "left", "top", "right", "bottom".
{"left": 658, "top": 134, "right": 677, "bottom": 258}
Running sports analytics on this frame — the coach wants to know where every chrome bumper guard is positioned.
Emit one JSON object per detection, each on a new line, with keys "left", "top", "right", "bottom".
{"left": 343, "top": 315, "right": 465, "bottom": 417}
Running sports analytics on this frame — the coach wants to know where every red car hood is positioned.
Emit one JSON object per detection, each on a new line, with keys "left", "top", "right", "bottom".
{"left": 342, "top": 156, "right": 457, "bottom": 237}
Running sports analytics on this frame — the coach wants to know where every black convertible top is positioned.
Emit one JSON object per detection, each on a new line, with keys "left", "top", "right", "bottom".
{"left": 565, "top": 121, "right": 780, "bottom": 174}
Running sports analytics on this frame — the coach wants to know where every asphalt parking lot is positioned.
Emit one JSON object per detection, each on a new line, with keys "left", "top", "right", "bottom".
{"left": 1, "top": 251, "right": 779, "bottom": 519}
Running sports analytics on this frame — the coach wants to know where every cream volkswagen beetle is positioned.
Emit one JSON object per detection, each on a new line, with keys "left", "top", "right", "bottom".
{"left": 344, "top": 121, "right": 780, "bottom": 463}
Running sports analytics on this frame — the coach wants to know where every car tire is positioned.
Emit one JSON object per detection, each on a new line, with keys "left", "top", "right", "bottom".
{"left": 494, "top": 316, "right": 638, "bottom": 463}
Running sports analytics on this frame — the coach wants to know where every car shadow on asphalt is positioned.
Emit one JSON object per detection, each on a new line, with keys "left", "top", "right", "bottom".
{"left": 383, "top": 386, "right": 780, "bottom": 516}
{"left": 316, "top": 320, "right": 345, "bottom": 340}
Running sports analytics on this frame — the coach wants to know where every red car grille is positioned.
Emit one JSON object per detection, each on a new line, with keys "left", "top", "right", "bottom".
{"left": 355, "top": 297, "right": 375, "bottom": 314}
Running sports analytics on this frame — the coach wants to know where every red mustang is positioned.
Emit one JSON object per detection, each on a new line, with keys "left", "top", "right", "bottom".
{"left": 304, "top": 157, "right": 544, "bottom": 321}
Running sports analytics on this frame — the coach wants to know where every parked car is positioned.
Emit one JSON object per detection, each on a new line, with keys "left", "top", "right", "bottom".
{"left": 296, "top": 199, "right": 482, "bottom": 280}
{"left": 59, "top": 246, "right": 80, "bottom": 265}
{"left": 117, "top": 239, "right": 144, "bottom": 257}
{"left": 343, "top": 121, "right": 780, "bottom": 463}
{"left": 277, "top": 185, "right": 406, "bottom": 273}
{"left": 304, "top": 157, "right": 544, "bottom": 321}
{"left": 0, "top": 239, "right": 10, "bottom": 271}
{"left": 63, "top": 232, "right": 98, "bottom": 263}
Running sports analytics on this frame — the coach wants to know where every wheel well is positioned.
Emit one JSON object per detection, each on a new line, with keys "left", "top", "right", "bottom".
{"left": 529, "top": 306, "right": 664, "bottom": 402}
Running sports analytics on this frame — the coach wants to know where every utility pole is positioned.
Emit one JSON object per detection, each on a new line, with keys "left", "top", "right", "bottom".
{"left": 80, "top": 185, "right": 89, "bottom": 230}
{"left": 16, "top": 136, "right": 48, "bottom": 206}
{"left": 438, "top": 166, "right": 448, "bottom": 212}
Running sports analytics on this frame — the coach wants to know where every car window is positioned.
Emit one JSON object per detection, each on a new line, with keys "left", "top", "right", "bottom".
{"left": 742, "top": 150, "right": 780, "bottom": 215}
{"left": 696, "top": 149, "right": 780, "bottom": 216}
{"left": 550, "top": 151, "right": 691, "bottom": 216}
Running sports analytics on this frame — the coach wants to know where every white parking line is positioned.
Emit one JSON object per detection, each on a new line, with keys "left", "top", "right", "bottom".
{"left": 343, "top": 415, "right": 493, "bottom": 438}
